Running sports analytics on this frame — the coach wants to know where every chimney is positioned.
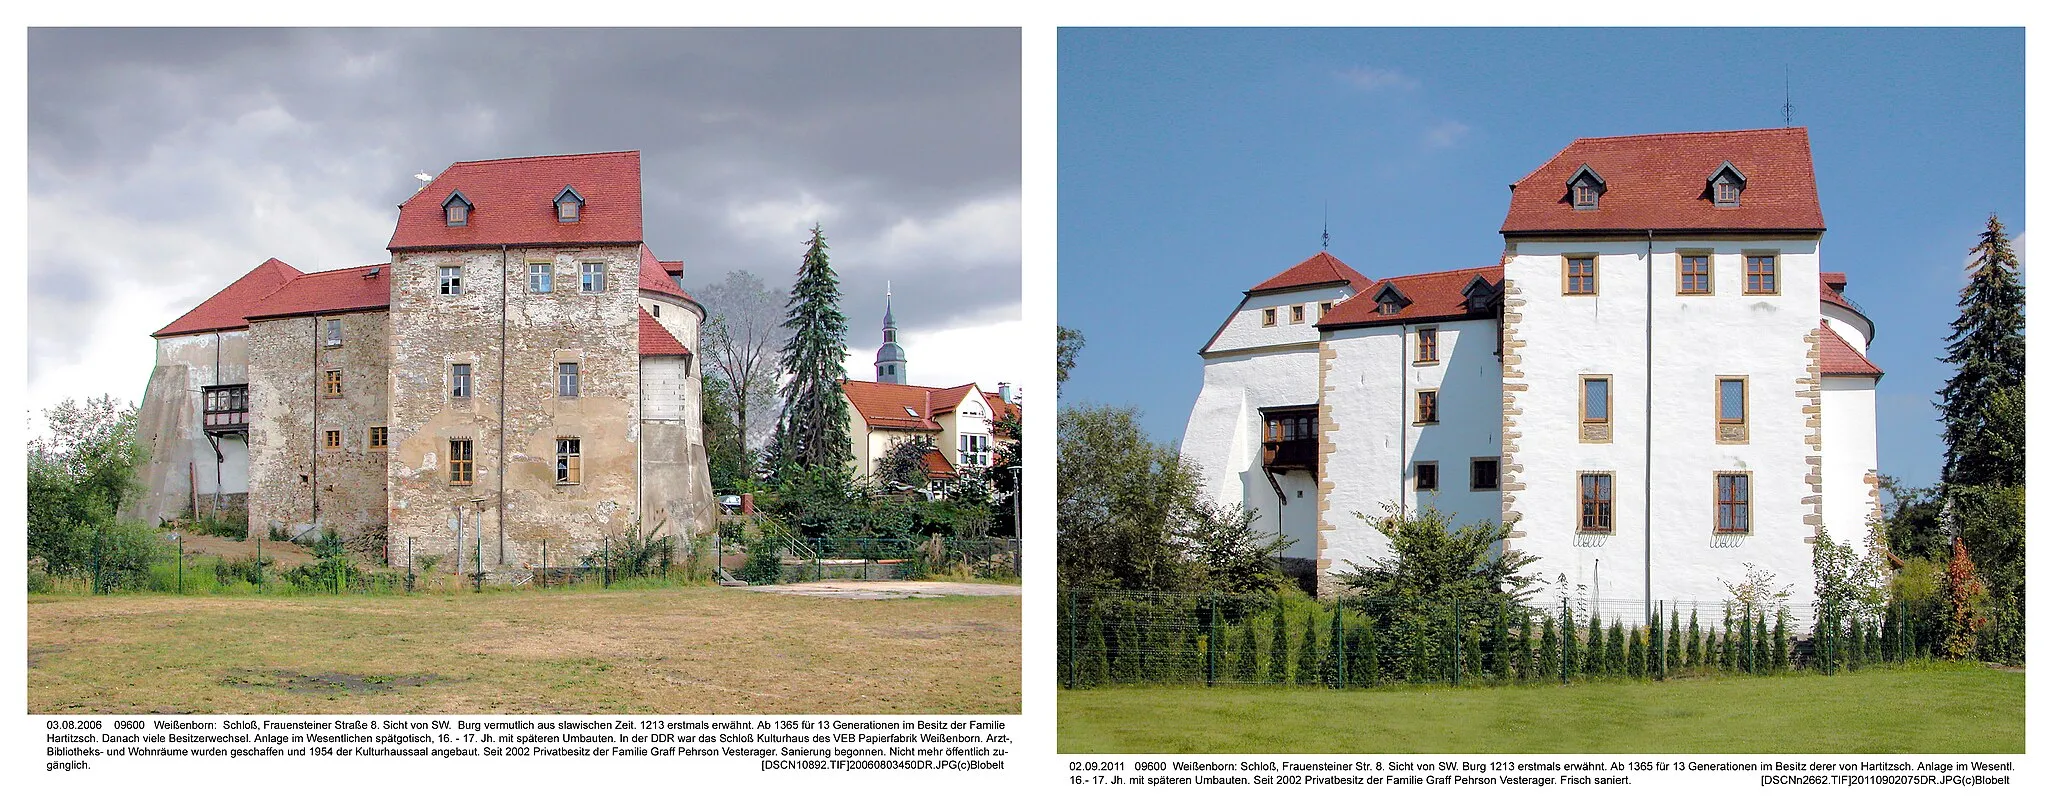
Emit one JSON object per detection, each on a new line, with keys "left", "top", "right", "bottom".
{"left": 998, "top": 382, "right": 1012, "bottom": 403}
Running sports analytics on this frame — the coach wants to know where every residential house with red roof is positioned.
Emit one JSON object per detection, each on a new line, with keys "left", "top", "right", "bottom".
{"left": 128, "top": 152, "right": 715, "bottom": 577}
{"left": 841, "top": 296, "right": 1018, "bottom": 488}
{"left": 1182, "top": 128, "right": 1883, "bottom": 609}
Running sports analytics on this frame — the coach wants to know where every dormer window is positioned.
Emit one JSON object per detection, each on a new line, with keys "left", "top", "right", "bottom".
{"left": 1372, "top": 284, "right": 1409, "bottom": 316}
{"left": 555, "top": 186, "right": 584, "bottom": 223}
{"left": 1567, "top": 164, "right": 1605, "bottom": 211}
{"left": 442, "top": 191, "right": 473, "bottom": 227}
{"left": 1709, "top": 161, "right": 1747, "bottom": 208}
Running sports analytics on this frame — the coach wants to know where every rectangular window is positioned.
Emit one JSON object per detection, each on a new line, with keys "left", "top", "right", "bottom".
{"left": 1262, "top": 308, "right": 1277, "bottom": 327}
{"left": 580, "top": 262, "right": 607, "bottom": 293}
{"left": 1715, "top": 472, "right": 1751, "bottom": 533}
{"left": 202, "top": 385, "right": 249, "bottom": 431}
{"left": 1415, "top": 327, "right": 1439, "bottom": 363}
{"left": 446, "top": 202, "right": 467, "bottom": 226}
{"left": 555, "top": 437, "right": 581, "bottom": 485}
{"left": 1414, "top": 389, "right": 1439, "bottom": 424}
{"left": 1582, "top": 376, "right": 1609, "bottom": 422}
{"left": 1319, "top": 302, "right": 1333, "bottom": 318}
{"left": 439, "top": 265, "right": 463, "bottom": 295}
{"left": 449, "top": 439, "right": 474, "bottom": 485}
{"left": 557, "top": 362, "right": 580, "bottom": 398}
{"left": 1415, "top": 461, "right": 1439, "bottom": 492}
{"left": 369, "top": 426, "right": 388, "bottom": 450}
{"left": 322, "top": 369, "right": 342, "bottom": 398}
{"left": 323, "top": 429, "right": 341, "bottom": 450}
{"left": 529, "top": 263, "right": 553, "bottom": 293}
{"left": 1744, "top": 254, "right": 1778, "bottom": 294}
{"left": 1717, "top": 376, "right": 1748, "bottom": 444}
{"left": 1566, "top": 256, "right": 1597, "bottom": 295}
{"left": 959, "top": 433, "right": 992, "bottom": 468}
{"left": 451, "top": 363, "right": 472, "bottom": 399}
{"left": 1579, "top": 472, "right": 1614, "bottom": 533}
{"left": 1680, "top": 254, "right": 1713, "bottom": 294}
{"left": 325, "top": 318, "right": 343, "bottom": 347}
{"left": 1291, "top": 305, "right": 1305, "bottom": 324}
{"left": 1470, "top": 457, "right": 1500, "bottom": 491}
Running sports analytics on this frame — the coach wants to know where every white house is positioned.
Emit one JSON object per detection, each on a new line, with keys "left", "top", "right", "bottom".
{"left": 1182, "top": 128, "right": 1883, "bottom": 614}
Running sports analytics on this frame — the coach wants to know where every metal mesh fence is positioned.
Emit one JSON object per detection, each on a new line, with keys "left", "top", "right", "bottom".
{"left": 1057, "top": 588, "right": 1938, "bottom": 690}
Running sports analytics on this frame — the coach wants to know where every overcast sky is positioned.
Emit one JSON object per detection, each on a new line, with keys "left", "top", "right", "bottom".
{"left": 25, "top": 28, "right": 1022, "bottom": 433}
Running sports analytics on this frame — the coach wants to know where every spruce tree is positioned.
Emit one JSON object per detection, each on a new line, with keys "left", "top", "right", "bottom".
{"left": 1232, "top": 624, "right": 1258, "bottom": 683}
{"left": 1605, "top": 620, "right": 1624, "bottom": 676}
{"left": 769, "top": 225, "right": 854, "bottom": 474}
{"left": 1558, "top": 604, "right": 1576, "bottom": 680}
{"left": 1538, "top": 615, "right": 1557, "bottom": 681}
{"left": 1267, "top": 608, "right": 1290, "bottom": 683}
{"left": 1297, "top": 612, "right": 1321, "bottom": 686}
{"left": 1687, "top": 609, "right": 1702, "bottom": 671}
{"left": 1937, "top": 214, "right": 2026, "bottom": 490}
{"left": 1587, "top": 613, "right": 1605, "bottom": 677}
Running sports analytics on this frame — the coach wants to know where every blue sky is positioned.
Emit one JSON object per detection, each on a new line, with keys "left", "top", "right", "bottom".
{"left": 1057, "top": 28, "right": 2023, "bottom": 489}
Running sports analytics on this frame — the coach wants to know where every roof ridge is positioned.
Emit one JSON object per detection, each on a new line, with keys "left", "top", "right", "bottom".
{"left": 445, "top": 150, "right": 640, "bottom": 168}
{"left": 1572, "top": 127, "right": 1806, "bottom": 144}
{"left": 1382, "top": 264, "right": 1499, "bottom": 281}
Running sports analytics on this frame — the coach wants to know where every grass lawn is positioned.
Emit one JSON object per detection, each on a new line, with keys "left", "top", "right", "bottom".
{"left": 28, "top": 586, "right": 1019, "bottom": 715}
{"left": 1059, "top": 663, "right": 2022, "bottom": 754}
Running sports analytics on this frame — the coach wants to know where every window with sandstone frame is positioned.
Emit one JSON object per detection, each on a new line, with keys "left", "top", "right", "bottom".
{"left": 1679, "top": 253, "right": 1713, "bottom": 295}
{"left": 323, "top": 369, "right": 342, "bottom": 398}
{"left": 449, "top": 439, "right": 474, "bottom": 486}
{"left": 1578, "top": 472, "right": 1613, "bottom": 533}
{"left": 556, "top": 438, "right": 581, "bottom": 485}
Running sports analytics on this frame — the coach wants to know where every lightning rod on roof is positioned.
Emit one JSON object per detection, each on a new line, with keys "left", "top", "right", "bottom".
{"left": 1321, "top": 201, "right": 1330, "bottom": 252}
{"left": 1782, "top": 66, "right": 1795, "bottom": 128}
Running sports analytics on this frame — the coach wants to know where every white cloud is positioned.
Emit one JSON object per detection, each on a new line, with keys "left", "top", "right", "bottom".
{"left": 1423, "top": 120, "right": 1471, "bottom": 150}
{"left": 850, "top": 193, "right": 1021, "bottom": 274}
{"left": 1335, "top": 65, "right": 1417, "bottom": 92}
{"left": 843, "top": 303, "right": 1029, "bottom": 401}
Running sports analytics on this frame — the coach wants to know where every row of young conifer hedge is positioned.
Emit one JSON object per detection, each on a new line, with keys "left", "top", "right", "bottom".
{"left": 1057, "top": 589, "right": 1933, "bottom": 689}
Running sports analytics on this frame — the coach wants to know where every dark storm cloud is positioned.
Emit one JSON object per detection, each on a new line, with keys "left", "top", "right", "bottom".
{"left": 26, "top": 27, "right": 1020, "bottom": 398}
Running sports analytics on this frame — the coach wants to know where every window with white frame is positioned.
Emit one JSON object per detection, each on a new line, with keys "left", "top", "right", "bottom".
{"left": 439, "top": 266, "right": 463, "bottom": 295}
{"left": 557, "top": 362, "right": 580, "bottom": 398}
{"left": 959, "top": 433, "right": 991, "bottom": 468}
{"left": 529, "top": 263, "right": 553, "bottom": 293}
{"left": 325, "top": 318, "right": 343, "bottom": 347}
{"left": 580, "top": 262, "right": 606, "bottom": 293}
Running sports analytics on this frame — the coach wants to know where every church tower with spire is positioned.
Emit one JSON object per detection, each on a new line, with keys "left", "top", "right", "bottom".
{"left": 875, "top": 284, "right": 908, "bottom": 384}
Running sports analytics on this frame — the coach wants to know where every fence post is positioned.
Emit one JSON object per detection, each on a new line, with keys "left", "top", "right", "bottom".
{"left": 1073, "top": 589, "right": 1089, "bottom": 687}
{"left": 604, "top": 536, "right": 611, "bottom": 588}
{"left": 1560, "top": 596, "right": 1570, "bottom": 686}
{"left": 1334, "top": 601, "right": 1346, "bottom": 689}
{"left": 1205, "top": 594, "right": 1218, "bottom": 688}
{"left": 1451, "top": 596, "right": 1462, "bottom": 686}
{"left": 255, "top": 534, "right": 264, "bottom": 591}
{"left": 406, "top": 538, "right": 414, "bottom": 593}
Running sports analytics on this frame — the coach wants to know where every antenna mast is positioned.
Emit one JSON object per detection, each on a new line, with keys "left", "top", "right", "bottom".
{"left": 1782, "top": 66, "right": 1795, "bottom": 127}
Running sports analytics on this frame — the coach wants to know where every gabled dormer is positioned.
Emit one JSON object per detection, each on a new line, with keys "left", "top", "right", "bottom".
{"left": 1708, "top": 161, "right": 1746, "bottom": 208}
{"left": 1460, "top": 274, "right": 1498, "bottom": 311}
{"left": 441, "top": 190, "right": 474, "bottom": 227}
{"left": 1371, "top": 282, "right": 1411, "bottom": 316}
{"left": 1567, "top": 164, "right": 1605, "bottom": 210}
{"left": 554, "top": 185, "right": 584, "bottom": 223}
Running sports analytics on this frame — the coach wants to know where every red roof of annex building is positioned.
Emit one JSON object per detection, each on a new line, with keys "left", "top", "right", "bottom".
{"left": 242, "top": 263, "right": 392, "bottom": 321}
{"left": 388, "top": 151, "right": 643, "bottom": 251}
{"left": 1818, "top": 322, "right": 1883, "bottom": 379}
{"left": 1317, "top": 264, "right": 1503, "bottom": 329}
{"left": 841, "top": 379, "right": 998, "bottom": 432}
{"left": 1248, "top": 251, "right": 1372, "bottom": 294}
{"left": 153, "top": 257, "right": 303, "bottom": 337}
{"left": 638, "top": 307, "right": 691, "bottom": 356}
{"left": 637, "top": 244, "right": 700, "bottom": 306}
{"left": 1502, "top": 128, "right": 1825, "bottom": 235}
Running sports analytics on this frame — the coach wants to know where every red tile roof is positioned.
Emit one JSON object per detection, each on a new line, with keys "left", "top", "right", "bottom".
{"left": 843, "top": 380, "right": 943, "bottom": 431}
{"left": 153, "top": 257, "right": 303, "bottom": 337}
{"left": 1818, "top": 322, "right": 1883, "bottom": 379}
{"left": 984, "top": 391, "right": 1020, "bottom": 430}
{"left": 1317, "top": 265, "right": 1502, "bottom": 329}
{"left": 1502, "top": 128, "right": 1824, "bottom": 235}
{"left": 242, "top": 264, "right": 391, "bottom": 321}
{"left": 638, "top": 307, "right": 691, "bottom": 356}
{"left": 922, "top": 450, "right": 957, "bottom": 480}
{"left": 927, "top": 384, "right": 978, "bottom": 414}
{"left": 637, "top": 244, "right": 698, "bottom": 305}
{"left": 1248, "top": 251, "right": 1372, "bottom": 294}
{"left": 388, "top": 151, "right": 642, "bottom": 251}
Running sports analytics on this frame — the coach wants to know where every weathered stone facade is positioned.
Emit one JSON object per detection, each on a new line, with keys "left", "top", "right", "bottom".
{"left": 388, "top": 246, "right": 645, "bottom": 572}
{"left": 130, "top": 152, "right": 714, "bottom": 572}
{"left": 245, "top": 311, "right": 392, "bottom": 545}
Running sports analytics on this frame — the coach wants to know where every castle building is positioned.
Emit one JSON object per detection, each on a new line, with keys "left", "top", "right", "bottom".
{"left": 127, "top": 151, "right": 716, "bottom": 574}
{"left": 1181, "top": 128, "right": 1883, "bottom": 609}
{"left": 842, "top": 295, "right": 1018, "bottom": 485}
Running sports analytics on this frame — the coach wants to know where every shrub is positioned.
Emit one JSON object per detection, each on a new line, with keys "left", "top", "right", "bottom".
{"left": 1080, "top": 608, "right": 1108, "bottom": 686}
{"left": 1752, "top": 614, "right": 1769, "bottom": 674}
{"left": 1586, "top": 613, "right": 1605, "bottom": 677}
{"left": 1266, "top": 607, "right": 1290, "bottom": 684}
{"left": 1516, "top": 612, "right": 1534, "bottom": 682}
{"left": 1232, "top": 623, "right": 1258, "bottom": 683}
{"left": 1296, "top": 612, "right": 1320, "bottom": 686}
{"left": 1537, "top": 615, "right": 1557, "bottom": 681}
{"left": 1772, "top": 612, "right": 1789, "bottom": 671}
{"left": 1356, "top": 620, "right": 1379, "bottom": 688}
{"left": 1687, "top": 609, "right": 1702, "bottom": 670}
{"left": 1605, "top": 620, "right": 1624, "bottom": 676}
